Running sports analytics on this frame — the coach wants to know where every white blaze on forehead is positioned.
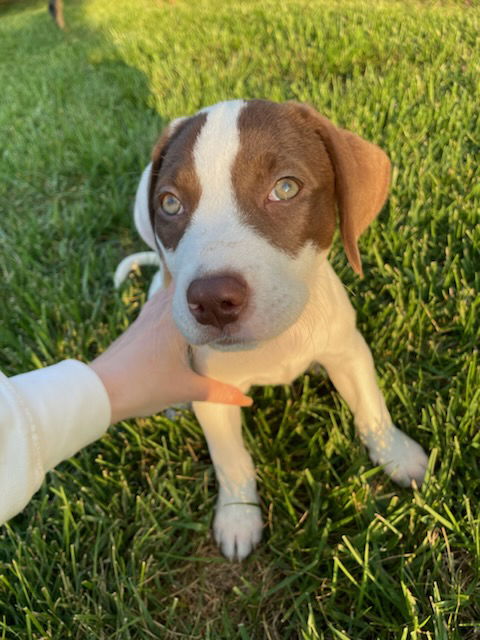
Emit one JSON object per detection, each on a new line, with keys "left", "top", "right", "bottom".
{"left": 193, "top": 100, "right": 245, "bottom": 213}
{"left": 164, "top": 99, "right": 248, "bottom": 281}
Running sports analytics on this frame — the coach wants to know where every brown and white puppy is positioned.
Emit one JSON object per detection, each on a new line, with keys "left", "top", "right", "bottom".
{"left": 116, "top": 99, "right": 428, "bottom": 560}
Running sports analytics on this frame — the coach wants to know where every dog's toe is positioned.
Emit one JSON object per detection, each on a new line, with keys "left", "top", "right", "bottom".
{"left": 366, "top": 426, "right": 429, "bottom": 487}
{"left": 214, "top": 501, "right": 263, "bottom": 561}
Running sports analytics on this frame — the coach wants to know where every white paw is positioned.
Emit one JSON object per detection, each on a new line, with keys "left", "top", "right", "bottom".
{"left": 214, "top": 492, "right": 263, "bottom": 561}
{"left": 365, "top": 426, "right": 428, "bottom": 487}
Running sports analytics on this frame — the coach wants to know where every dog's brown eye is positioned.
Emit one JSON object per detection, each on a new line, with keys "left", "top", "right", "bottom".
{"left": 160, "top": 193, "right": 183, "bottom": 216}
{"left": 268, "top": 178, "right": 300, "bottom": 201}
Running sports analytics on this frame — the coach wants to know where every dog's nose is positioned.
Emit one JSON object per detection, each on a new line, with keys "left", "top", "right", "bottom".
{"left": 187, "top": 275, "right": 248, "bottom": 329}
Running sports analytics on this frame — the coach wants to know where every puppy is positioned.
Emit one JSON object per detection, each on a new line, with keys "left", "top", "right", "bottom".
{"left": 116, "top": 99, "right": 428, "bottom": 560}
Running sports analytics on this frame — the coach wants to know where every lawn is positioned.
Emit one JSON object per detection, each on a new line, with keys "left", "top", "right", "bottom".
{"left": 0, "top": 0, "right": 479, "bottom": 637}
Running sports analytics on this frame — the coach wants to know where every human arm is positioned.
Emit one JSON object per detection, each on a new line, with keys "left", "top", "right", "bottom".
{"left": 0, "top": 288, "right": 251, "bottom": 525}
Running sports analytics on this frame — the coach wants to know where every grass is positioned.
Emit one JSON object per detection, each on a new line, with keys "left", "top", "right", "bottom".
{"left": 0, "top": 0, "right": 479, "bottom": 637}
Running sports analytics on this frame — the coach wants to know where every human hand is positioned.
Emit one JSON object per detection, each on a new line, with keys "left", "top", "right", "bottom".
{"left": 90, "top": 287, "right": 252, "bottom": 423}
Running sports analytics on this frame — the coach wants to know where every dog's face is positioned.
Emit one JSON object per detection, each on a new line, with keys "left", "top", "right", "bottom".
{"left": 148, "top": 100, "right": 390, "bottom": 350}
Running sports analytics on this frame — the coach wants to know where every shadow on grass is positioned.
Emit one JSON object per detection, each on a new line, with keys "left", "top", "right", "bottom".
{"left": 0, "top": 1, "right": 164, "bottom": 374}
{"left": 0, "top": 1, "right": 162, "bottom": 183}
{"left": 0, "top": 0, "right": 45, "bottom": 15}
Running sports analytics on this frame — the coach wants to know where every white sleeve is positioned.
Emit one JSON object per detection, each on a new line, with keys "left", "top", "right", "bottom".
{"left": 0, "top": 360, "right": 111, "bottom": 525}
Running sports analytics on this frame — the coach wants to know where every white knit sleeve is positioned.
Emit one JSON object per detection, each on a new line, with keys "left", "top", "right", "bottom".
{"left": 0, "top": 360, "right": 111, "bottom": 525}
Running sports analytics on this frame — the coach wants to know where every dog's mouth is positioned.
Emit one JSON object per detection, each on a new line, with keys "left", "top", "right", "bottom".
{"left": 174, "top": 281, "right": 309, "bottom": 351}
{"left": 179, "top": 304, "right": 305, "bottom": 352}
{"left": 210, "top": 334, "right": 259, "bottom": 352}
{"left": 176, "top": 315, "right": 260, "bottom": 351}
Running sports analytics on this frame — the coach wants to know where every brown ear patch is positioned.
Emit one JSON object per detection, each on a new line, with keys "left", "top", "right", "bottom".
{"left": 232, "top": 100, "right": 337, "bottom": 257}
{"left": 232, "top": 100, "right": 390, "bottom": 274}
{"left": 148, "top": 113, "right": 207, "bottom": 251}
{"left": 297, "top": 104, "right": 391, "bottom": 276}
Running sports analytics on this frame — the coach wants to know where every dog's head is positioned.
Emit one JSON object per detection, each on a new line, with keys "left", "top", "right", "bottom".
{"left": 147, "top": 100, "right": 390, "bottom": 350}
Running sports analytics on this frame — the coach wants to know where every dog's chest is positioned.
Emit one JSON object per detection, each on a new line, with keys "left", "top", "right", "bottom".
{"left": 193, "top": 333, "right": 319, "bottom": 390}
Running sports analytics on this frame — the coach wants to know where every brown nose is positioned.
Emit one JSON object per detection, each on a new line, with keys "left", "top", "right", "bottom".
{"left": 187, "top": 275, "right": 248, "bottom": 329}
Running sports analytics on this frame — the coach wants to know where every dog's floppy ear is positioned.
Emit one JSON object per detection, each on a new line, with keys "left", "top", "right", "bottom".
{"left": 313, "top": 112, "right": 391, "bottom": 277}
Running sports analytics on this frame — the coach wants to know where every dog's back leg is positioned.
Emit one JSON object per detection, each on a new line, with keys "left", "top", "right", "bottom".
{"left": 192, "top": 402, "right": 262, "bottom": 561}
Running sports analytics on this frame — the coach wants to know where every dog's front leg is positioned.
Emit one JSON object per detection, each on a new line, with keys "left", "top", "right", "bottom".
{"left": 319, "top": 330, "right": 428, "bottom": 487}
{"left": 192, "top": 402, "right": 262, "bottom": 561}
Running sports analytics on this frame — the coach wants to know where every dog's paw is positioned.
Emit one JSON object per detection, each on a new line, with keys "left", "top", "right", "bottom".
{"left": 214, "top": 496, "right": 263, "bottom": 561}
{"left": 365, "top": 426, "right": 428, "bottom": 487}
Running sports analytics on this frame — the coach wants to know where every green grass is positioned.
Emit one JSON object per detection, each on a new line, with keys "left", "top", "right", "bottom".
{"left": 0, "top": 0, "right": 479, "bottom": 637}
